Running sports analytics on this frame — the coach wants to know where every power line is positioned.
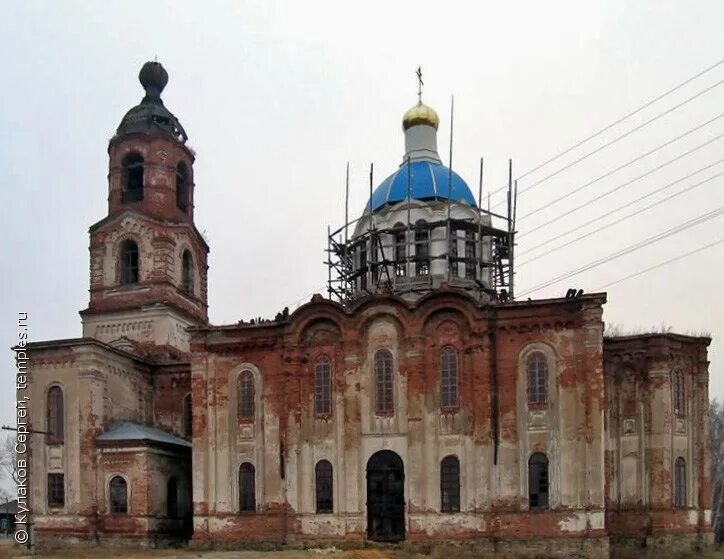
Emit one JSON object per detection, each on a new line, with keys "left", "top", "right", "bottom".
{"left": 518, "top": 133, "right": 724, "bottom": 240}
{"left": 518, "top": 163, "right": 724, "bottom": 261}
{"left": 517, "top": 112, "right": 724, "bottom": 222}
{"left": 492, "top": 77, "right": 724, "bottom": 209}
{"left": 595, "top": 238, "right": 724, "bottom": 290}
{"left": 489, "top": 56, "right": 724, "bottom": 197}
{"left": 517, "top": 204, "right": 724, "bottom": 297}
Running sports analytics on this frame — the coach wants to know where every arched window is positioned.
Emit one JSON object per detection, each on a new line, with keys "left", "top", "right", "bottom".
{"left": 239, "top": 463, "right": 256, "bottom": 512}
{"left": 674, "top": 457, "right": 686, "bottom": 508}
{"left": 673, "top": 370, "right": 686, "bottom": 416}
{"left": 415, "top": 220, "right": 430, "bottom": 276}
{"left": 183, "top": 393, "right": 192, "bottom": 438}
{"left": 314, "top": 356, "right": 332, "bottom": 416}
{"left": 440, "top": 347, "right": 459, "bottom": 408}
{"left": 528, "top": 453, "right": 549, "bottom": 510}
{"left": 374, "top": 349, "right": 394, "bottom": 414}
{"left": 47, "top": 385, "right": 64, "bottom": 444}
{"left": 167, "top": 477, "right": 178, "bottom": 517}
{"left": 176, "top": 162, "right": 189, "bottom": 213}
{"left": 394, "top": 224, "right": 406, "bottom": 277}
{"left": 315, "top": 460, "right": 333, "bottom": 513}
{"left": 120, "top": 240, "right": 139, "bottom": 284}
{"left": 440, "top": 455, "right": 460, "bottom": 512}
{"left": 238, "top": 371, "right": 255, "bottom": 421}
{"left": 121, "top": 152, "right": 144, "bottom": 203}
{"left": 109, "top": 476, "right": 128, "bottom": 513}
{"left": 181, "top": 250, "right": 194, "bottom": 294}
{"left": 464, "top": 230, "right": 476, "bottom": 280}
{"left": 527, "top": 352, "right": 548, "bottom": 405}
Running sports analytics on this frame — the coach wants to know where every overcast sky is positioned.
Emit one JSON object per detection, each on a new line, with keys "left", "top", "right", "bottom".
{"left": 1, "top": 1, "right": 723, "bottom": 451}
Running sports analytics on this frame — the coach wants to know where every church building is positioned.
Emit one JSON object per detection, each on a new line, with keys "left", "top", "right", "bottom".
{"left": 25, "top": 62, "right": 713, "bottom": 558}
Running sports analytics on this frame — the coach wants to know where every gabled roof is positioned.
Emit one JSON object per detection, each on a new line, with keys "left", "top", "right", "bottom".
{"left": 97, "top": 421, "right": 191, "bottom": 448}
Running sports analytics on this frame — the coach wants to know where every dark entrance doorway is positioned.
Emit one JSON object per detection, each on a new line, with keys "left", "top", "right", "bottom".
{"left": 366, "top": 450, "right": 405, "bottom": 542}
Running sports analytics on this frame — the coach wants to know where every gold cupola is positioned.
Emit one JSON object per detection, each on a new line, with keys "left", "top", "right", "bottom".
{"left": 402, "top": 101, "right": 440, "bottom": 130}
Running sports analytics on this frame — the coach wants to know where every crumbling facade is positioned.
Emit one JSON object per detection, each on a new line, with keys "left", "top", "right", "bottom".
{"left": 25, "top": 62, "right": 713, "bottom": 557}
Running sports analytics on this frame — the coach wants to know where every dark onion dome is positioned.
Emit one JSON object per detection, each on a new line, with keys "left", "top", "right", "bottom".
{"left": 115, "top": 61, "right": 188, "bottom": 143}
{"left": 367, "top": 160, "right": 477, "bottom": 213}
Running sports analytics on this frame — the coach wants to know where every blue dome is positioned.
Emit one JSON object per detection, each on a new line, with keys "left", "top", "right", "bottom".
{"left": 368, "top": 161, "right": 477, "bottom": 213}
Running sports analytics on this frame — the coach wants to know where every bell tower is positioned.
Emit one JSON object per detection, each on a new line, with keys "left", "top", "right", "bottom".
{"left": 80, "top": 61, "right": 209, "bottom": 353}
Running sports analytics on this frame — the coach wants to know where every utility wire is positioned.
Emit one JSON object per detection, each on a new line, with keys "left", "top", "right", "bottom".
{"left": 489, "top": 57, "right": 724, "bottom": 197}
{"left": 517, "top": 205, "right": 724, "bottom": 297}
{"left": 517, "top": 112, "right": 724, "bottom": 222}
{"left": 518, "top": 133, "right": 724, "bottom": 240}
{"left": 492, "top": 77, "right": 724, "bottom": 209}
{"left": 595, "top": 238, "right": 724, "bottom": 290}
{"left": 518, "top": 162, "right": 724, "bottom": 259}
{"left": 517, "top": 170, "right": 724, "bottom": 267}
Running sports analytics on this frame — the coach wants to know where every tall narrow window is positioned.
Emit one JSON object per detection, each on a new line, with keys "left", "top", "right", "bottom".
{"left": 450, "top": 229, "right": 459, "bottom": 277}
{"left": 315, "top": 460, "right": 333, "bottom": 513}
{"left": 183, "top": 393, "right": 192, "bottom": 438}
{"left": 527, "top": 352, "right": 548, "bottom": 405}
{"left": 673, "top": 370, "right": 686, "bottom": 416}
{"left": 374, "top": 349, "right": 394, "bottom": 414}
{"left": 440, "top": 455, "right": 460, "bottom": 512}
{"left": 120, "top": 240, "right": 139, "bottom": 284}
{"left": 167, "top": 477, "right": 178, "bottom": 517}
{"left": 110, "top": 476, "right": 128, "bottom": 513}
{"left": 415, "top": 220, "right": 430, "bottom": 276}
{"left": 47, "top": 473, "right": 65, "bottom": 508}
{"left": 370, "top": 234, "right": 379, "bottom": 284}
{"left": 394, "top": 225, "right": 406, "bottom": 277}
{"left": 440, "top": 347, "right": 459, "bottom": 408}
{"left": 464, "top": 230, "right": 476, "bottom": 280}
{"left": 528, "top": 453, "right": 549, "bottom": 510}
{"left": 239, "top": 463, "right": 256, "bottom": 512}
{"left": 47, "top": 385, "right": 64, "bottom": 444}
{"left": 181, "top": 250, "right": 194, "bottom": 294}
{"left": 674, "top": 457, "right": 686, "bottom": 508}
{"left": 238, "top": 371, "right": 255, "bottom": 421}
{"left": 176, "top": 162, "right": 189, "bottom": 213}
{"left": 359, "top": 245, "right": 368, "bottom": 291}
{"left": 314, "top": 356, "right": 332, "bottom": 415}
{"left": 121, "top": 152, "right": 144, "bottom": 203}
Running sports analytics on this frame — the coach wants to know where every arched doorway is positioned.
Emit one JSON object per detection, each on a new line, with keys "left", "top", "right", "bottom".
{"left": 366, "top": 450, "right": 405, "bottom": 542}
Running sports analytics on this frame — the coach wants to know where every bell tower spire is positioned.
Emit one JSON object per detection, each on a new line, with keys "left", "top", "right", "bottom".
{"left": 80, "top": 61, "right": 209, "bottom": 354}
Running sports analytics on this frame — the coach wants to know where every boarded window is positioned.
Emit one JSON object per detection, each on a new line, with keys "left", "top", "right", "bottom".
{"left": 238, "top": 371, "right": 255, "bottom": 421}
{"left": 110, "top": 476, "right": 128, "bottom": 513}
{"left": 465, "top": 230, "right": 476, "bottom": 280}
{"left": 674, "top": 457, "right": 686, "bottom": 508}
{"left": 374, "top": 349, "right": 394, "bottom": 414}
{"left": 528, "top": 453, "right": 549, "bottom": 510}
{"left": 314, "top": 356, "right": 332, "bottom": 415}
{"left": 440, "top": 455, "right": 460, "bottom": 512}
{"left": 47, "top": 473, "right": 64, "bottom": 508}
{"left": 183, "top": 393, "right": 192, "bottom": 438}
{"left": 674, "top": 370, "right": 686, "bottom": 416}
{"left": 415, "top": 220, "right": 430, "bottom": 276}
{"left": 176, "top": 162, "right": 189, "bottom": 213}
{"left": 440, "top": 347, "right": 459, "bottom": 408}
{"left": 315, "top": 460, "right": 333, "bottom": 513}
{"left": 527, "top": 352, "right": 548, "bottom": 405}
{"left": 47, "top": 386, "right": 64, "bottom": 444}
{"left": 239, "top": 463, "right": 256, "bottom": 512}
{"left": 167, "top": 477, "right": 178, "bottom": 517}
{"left": 394, "top": 226, "right": 406, "bottom": 277}
{"left": 181, "top": 250, "right": 194, "bottom": 294}
{"left": 121, "top": 152, "right": 144, "bottom": 203}
{"left": 120, "top": 240, "right": 139, "bottom": 284}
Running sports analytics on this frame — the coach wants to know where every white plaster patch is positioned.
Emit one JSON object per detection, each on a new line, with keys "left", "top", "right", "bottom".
{"left": 688, "top": 510, "right": 699, "bottom": 525}
{"left": 558, "top": 511, "right": 587, "bottom": 532}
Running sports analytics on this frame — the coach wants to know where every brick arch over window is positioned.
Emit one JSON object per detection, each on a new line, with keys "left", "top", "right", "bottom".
{"left": 374, "top": 348, "right": 394, "bottom": 414}
{"left": 314, "top": 356, "right": 332, "bottom": 416}
{"left": 440, "top": 346, "right": 460, "bottom": 408}
{"left": 121, "top": 151, "right": 144, "bottom": 203}
{"left": 47, "top": 385, "right": 64, "bottom": 444}
{"left": 109, "top": 475, "right": 128, "bottom": 514}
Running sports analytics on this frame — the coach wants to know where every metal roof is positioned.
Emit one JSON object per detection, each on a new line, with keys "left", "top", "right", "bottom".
{"left": 96, "top": 421, "right": 191, "bottom": 448}
{"left": 368, "top": 160, "right": 477, "bottom": 213}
